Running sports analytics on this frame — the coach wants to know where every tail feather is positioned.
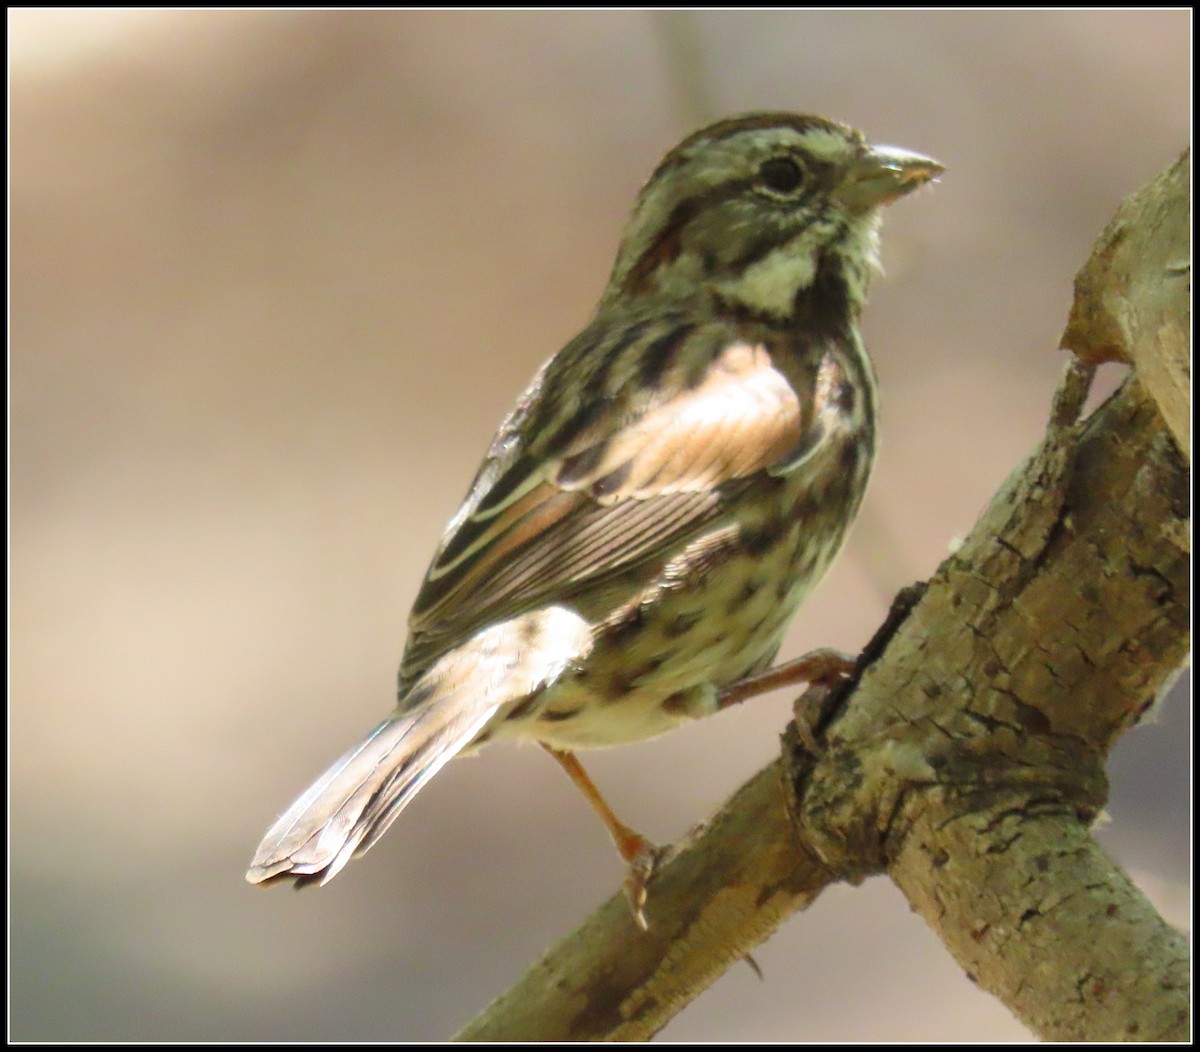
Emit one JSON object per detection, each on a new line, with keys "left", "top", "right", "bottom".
{"left": 246, "top": 698, "right": 498, "bottom": 887}
{"left": 247, "top": 605, "right": 594, "bottom": 888}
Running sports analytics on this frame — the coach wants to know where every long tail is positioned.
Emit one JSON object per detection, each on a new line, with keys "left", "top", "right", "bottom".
{"left": 246, "top": 605, "right": 593, "bottom": 888}
{"left": 246, "top": 693, "right": 499, "bottom": 887}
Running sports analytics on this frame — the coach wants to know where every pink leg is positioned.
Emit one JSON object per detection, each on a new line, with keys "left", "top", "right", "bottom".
{"left": 544, "top": 746, "right": 659, "bottom": 930}
{"left": 717, "top": 647, "right": 855, "bottom": 709}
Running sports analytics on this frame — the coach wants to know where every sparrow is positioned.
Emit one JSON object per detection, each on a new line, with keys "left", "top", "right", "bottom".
{"left": 247, "top": 112, "right": 942, "bottom": 927}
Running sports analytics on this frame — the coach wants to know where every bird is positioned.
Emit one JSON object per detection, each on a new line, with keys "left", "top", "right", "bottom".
{"left": 247, "top": 112, "right": 942, "bottom": 927}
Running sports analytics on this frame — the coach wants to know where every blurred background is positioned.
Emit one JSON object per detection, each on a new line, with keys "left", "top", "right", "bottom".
{"left": 10, "top": 9, "right": 1190, "bottom": 1042}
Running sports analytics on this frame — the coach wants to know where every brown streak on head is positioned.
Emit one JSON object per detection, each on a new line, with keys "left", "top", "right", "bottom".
{"left": 648, "top": 112, "right": 857, "bottom": 184}
{"left": 621, "top": 196, "right": 700, "bottom": 296}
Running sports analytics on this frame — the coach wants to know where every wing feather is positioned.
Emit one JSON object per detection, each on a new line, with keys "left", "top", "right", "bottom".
{"left": 400, "top": 318, "right": 829, "bottom": 688}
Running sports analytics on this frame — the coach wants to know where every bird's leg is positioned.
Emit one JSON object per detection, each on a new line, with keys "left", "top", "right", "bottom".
{"left": 716, "top": 647, "right": 856, "bottom": 709}
{"left": 543, "top": 746, "right": 658, "bottom": 930}
{"left": 541, "top": 650, "right": 856, "bottom": 928}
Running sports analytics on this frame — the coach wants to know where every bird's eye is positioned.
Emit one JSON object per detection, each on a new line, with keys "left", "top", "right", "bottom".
{"left": 757, "top": 157, "right": 805, "bottom": 195}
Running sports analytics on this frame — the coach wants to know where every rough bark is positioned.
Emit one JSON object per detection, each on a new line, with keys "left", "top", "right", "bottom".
{"left": 791, "top": 364, "right": 1189, "bottom": 1042}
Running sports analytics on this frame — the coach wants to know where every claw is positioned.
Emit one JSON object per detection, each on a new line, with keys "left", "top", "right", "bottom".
{"left": 623, "top": 840, "right": 661, "bottom": 930}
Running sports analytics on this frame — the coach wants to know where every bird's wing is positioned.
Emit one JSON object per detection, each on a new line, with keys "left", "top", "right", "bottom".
{"left": 399, "top": 315, "right": 839, "bottom": 689}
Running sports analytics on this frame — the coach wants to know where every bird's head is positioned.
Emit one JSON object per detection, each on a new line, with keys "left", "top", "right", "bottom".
{"left": 604, "top": 113, "right": 943, "bottom": 323}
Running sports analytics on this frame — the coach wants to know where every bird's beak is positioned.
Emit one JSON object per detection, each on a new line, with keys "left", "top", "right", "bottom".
{"left": 835, "top": 144, "right": 944, "bottom": 212}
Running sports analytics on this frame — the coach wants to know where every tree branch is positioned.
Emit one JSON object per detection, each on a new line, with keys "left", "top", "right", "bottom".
{"left": 1061, "top": 149, "right": 1190, "bottom": 462}
{"left": 795, "top": 365, "right": 1189, "bottom": 1041}
{"left": 455, "top": 154, "right": 1190, "bottom": 1042}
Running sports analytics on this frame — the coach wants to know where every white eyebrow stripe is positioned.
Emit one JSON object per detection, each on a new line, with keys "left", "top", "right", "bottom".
{"left": 789, "top": 126, "right": 856, "bottom": 162}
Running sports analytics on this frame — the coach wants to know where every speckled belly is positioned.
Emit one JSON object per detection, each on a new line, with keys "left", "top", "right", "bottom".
{"left": 492, "top": 426, "right": 873, "bottom": 749}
